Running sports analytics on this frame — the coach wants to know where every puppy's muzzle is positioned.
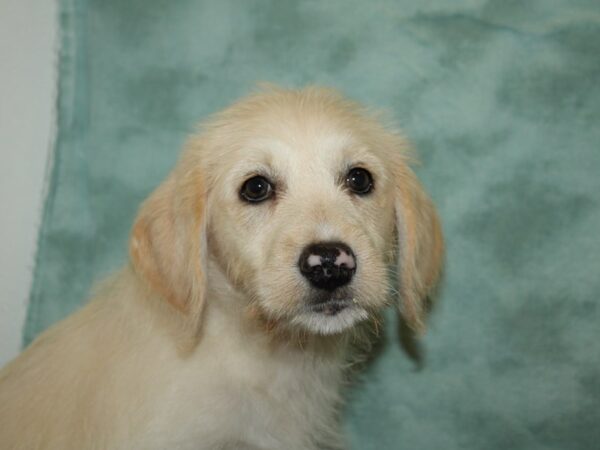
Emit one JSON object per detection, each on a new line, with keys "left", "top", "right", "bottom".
{"left": 298, "top": 242, "right": 356, "bottom": 291}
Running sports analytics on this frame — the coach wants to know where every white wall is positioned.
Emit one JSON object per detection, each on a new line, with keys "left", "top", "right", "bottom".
{"left": 0, "top": 0, "right": 58, "bottom": 366}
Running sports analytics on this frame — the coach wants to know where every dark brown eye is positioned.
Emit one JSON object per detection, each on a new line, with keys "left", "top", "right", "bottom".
{"left": 240, "top": 176, "right": 274, "bottom": 203}
{"left": 345, "top": 168, "right": 373, "bottom": 195}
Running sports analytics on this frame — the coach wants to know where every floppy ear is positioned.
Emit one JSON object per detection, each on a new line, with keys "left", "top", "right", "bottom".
{"left": 394, "top": 163, "right": 444, "bottom": 334}
{"left": 129, "top": 164, "right": 207, "bottom": 330}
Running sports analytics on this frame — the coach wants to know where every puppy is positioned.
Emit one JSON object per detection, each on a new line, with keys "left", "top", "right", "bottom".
{"left": 0, "top": 86, "right": 443, "bottom": 450}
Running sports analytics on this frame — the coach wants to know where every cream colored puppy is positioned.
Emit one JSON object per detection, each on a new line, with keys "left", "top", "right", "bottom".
{"left": 0, "top": 86, "right": 443, "bottom": 450}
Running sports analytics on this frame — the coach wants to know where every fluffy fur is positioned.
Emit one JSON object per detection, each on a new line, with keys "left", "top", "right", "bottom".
{"left": 0, "top": 86, "right": 443, "bottom": 450}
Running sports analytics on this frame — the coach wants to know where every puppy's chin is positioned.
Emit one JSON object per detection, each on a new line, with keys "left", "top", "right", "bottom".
{"left": 291, "top": 299, "right": 369, "bottom": 335}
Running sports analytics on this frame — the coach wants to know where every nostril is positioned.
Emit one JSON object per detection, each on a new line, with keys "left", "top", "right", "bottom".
{"left": 298, "top": 242, "right": 357, "bottom": 290}
{"left": 334, "top": 250, "right": 356, "bottom": 270}
{"left": 306, "top": 254, "right": 322, "bottom": 268}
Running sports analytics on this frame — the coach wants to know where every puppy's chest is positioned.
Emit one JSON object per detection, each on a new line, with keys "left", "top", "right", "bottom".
{"left": 230, "top": 360, "right": 343, "bottom": 443}
{"left": 149, "top": 346, "right": 346, "bottom": 449}
{"left": 232, "top": 349, "right": 343, "bottom": 421}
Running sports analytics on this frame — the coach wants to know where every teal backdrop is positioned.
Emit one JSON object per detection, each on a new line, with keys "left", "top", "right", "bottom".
{"left": 25, "top": 0, "right": 600, "bottom": 448}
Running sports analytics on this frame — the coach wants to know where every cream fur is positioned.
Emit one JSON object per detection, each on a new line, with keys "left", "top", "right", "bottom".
{"left": 0, "top": 86, "right": 443, "bottom": 450}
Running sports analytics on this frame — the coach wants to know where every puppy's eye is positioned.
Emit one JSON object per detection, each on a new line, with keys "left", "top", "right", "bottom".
{"left": 345, "top": 168, "right": 373, "bottom": 195}
{"left": 240, "top": 176, "right": 274, "bottom": 203}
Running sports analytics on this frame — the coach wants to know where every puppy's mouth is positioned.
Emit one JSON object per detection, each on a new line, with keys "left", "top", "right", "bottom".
{"left": 290, "top": 290, "right": 368, "bottom": 335}
{"left": 309, "top": 298, "right": 354, "bottom": 316}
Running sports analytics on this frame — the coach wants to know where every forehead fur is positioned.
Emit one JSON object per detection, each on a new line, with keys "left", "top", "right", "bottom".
{"left": 183, "top": 86, "right": 414, "bottom": 185}
{"left": 207, "top": 86, "right": 379, "bottom": 136}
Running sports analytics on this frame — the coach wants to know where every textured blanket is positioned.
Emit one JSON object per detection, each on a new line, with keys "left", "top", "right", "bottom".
{"left": 26, "top": 0, "right": 600, "bottom": 448}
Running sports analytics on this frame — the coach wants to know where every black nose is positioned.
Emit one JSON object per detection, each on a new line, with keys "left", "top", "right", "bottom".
{"left": 298, "top": 242, "right": 356, "bottom": 291}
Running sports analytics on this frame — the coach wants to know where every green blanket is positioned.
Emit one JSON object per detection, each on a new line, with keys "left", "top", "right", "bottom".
{"left": 26, "top": 0, "right": 600, "bottom": 448}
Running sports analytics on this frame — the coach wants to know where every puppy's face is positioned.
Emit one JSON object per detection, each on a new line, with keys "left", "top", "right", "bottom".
{"left": 205, "top": 104, "right": 396, "bottom": 335}
{"left": 131, "top": 87, "right": 443, "bottom": 338}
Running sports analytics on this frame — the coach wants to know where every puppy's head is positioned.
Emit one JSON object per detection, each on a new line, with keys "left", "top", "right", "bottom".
{"left": 130, "top": 86, "right": 443, "bottom": 338}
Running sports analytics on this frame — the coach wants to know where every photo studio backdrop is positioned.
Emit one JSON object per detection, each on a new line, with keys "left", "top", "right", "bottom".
{"left": 27, "top": 1, "right": 600, "bottom": 448}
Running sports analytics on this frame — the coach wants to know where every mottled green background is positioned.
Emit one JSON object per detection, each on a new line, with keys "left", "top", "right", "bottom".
{"left": 26, "top": 0, "right": 600, "bottom": 448}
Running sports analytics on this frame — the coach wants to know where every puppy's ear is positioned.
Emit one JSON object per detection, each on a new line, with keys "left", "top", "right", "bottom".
{"left": 129, "top": 164, "right": 207, "bottom": 329}
{"left": 393, "top": 161, "right": 444, "bottom": 334}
